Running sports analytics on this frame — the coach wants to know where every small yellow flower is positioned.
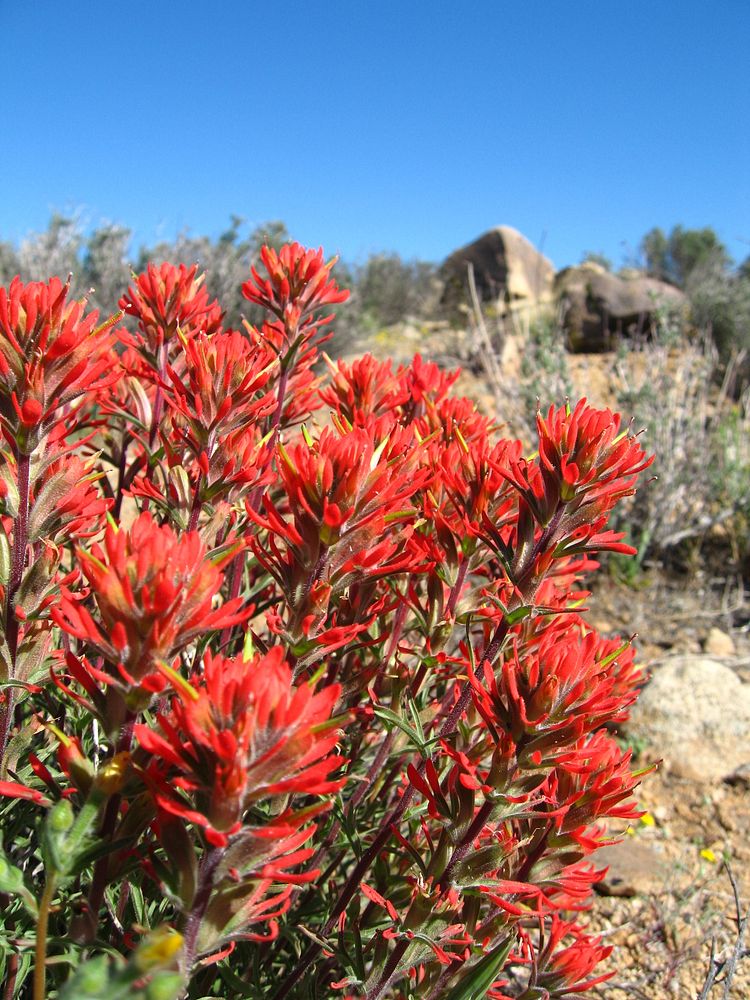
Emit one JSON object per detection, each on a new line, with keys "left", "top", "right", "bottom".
{"left": 94, "top": 752, "right": 131, "bottom": 796}
{"left": 700, "top": 848, "right": 718, "bottom": 863}
{"left": 134, "top": 926, "right": 184, "bottom": 972}
{"left": 639, "top": 812, "right": 655, "bottom": 827}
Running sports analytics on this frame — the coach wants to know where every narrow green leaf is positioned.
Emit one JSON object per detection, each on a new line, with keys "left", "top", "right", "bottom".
{"left": 442, "top": 937, "right": 514, "bottom": 1000}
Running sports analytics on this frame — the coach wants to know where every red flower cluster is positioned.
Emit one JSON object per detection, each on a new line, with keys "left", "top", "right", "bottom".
{"left": 0, "top": 276, "right": 115, "bottom": 447}
{"left": 242, "top": 243, "right": 348, "bottom": 336}
{"left": 0, "top": 244, "right": 656, "bottom": 1000}
{"left": 120, "top": 262, "right": 222, "bottom": 355}
{"left": 52, "top": 513, "right": 248, "bottom": 695}
{"left": 136, "top": 646, "right": 346, "bottom": 846}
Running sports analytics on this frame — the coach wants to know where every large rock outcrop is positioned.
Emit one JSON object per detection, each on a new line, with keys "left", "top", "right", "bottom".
{"left": 440, "top": 226, "right": 555, "bottom": 318}
{"left": 556, "top": 263, "right": 687, "bottom": 351}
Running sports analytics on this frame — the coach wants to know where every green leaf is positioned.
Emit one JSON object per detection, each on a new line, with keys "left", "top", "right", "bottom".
{"left": 505, "top": 605, "right": 533, "bottom": 626}
{"left": 0, "top": 848, "right": 38, "bottom": 917}
{"left": 27, "top": 468, "right": 76, "bottom": 542}
{"left": 372, "top": 705, "right": 427, "bottom": 754}
{"left": 129, "top": 881, "right": 147, "bottom": 925}
{"left": 442, "top": 937, "right": 514, "bottom": 1000}
{"left": 15, "top": 555, "right": 57, "bottom": 620}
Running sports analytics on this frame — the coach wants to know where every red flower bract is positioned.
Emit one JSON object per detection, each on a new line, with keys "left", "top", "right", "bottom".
{"left": 136, "top": 645, "right": 347, "bottom": 845}
{"left": 0, "top": 276, "right": 117, "bottom": 447}
{"left": 51, "top": 512, "right": 249, "bottom": 690}
{"left": 120, "top": 263, "right": 222, "bottom": 354}
{"left": 242, "top": 243, "right": 348, "bottom": 336}
{"left": 469, "top": 617, "right": 642, "bottom": 764}
{"left": 163, "top": 329, "right": 277, "bottom": 488}
{"left": 536, "top": 398, "right": 654, "bottom": 512}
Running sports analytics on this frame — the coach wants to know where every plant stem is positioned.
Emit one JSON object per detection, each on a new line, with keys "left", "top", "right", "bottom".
{"left": 270, "top": 615, "right": 514, "bottom": 1000}
{"left": 33, "top": 874, "right": 56, "bottom": 1000}
{"left": 76, "top": 714, "right": 136, "bottom": 942}
{"left": 187, "top": 476, "right": 203, "bottom": 533}
{"left": 112, "top": 428, "right": 132, "bottom": 521}
{"left": 181, "top": 845, "right": 223, "bottom": 985}
{"left": 0, "top": 451, "right": 31, "bottom": 765}
{"left": 2, "top": 953, "right": 18, "bottom": 1000}
{"left": 437, "top": 798, "right": 495, "bottom": 891}
{"left": 365, "top": 938, "right": 409, "bottom": 1000}
{"left": 445, "top": 557, "right": 469, "bottom": 619}
{"left": 148, "top": 343, "right": 168, "bottom": 449}
{"left": 424, "top": 963, "right": 457, "bottom": 1000}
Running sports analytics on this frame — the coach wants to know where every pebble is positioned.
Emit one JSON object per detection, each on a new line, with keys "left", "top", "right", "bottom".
{"left": 704, "top": 626, "right": 736, "bottom": 657}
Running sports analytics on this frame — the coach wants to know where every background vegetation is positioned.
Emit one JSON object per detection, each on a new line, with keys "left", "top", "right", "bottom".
{"left": 2, "top": 214, "right": 749, "bottom": 577}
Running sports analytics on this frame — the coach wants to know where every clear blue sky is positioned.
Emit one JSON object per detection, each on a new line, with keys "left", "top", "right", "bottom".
{"left": 2, "top": 0, "right": 748, "bottom": 270}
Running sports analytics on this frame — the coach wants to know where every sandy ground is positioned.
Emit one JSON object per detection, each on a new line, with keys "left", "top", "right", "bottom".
{"left": 584, "top": 572, "right": 750, "bottom": 998}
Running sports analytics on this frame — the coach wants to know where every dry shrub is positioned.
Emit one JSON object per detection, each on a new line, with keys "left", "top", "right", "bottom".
{"left": 612, "top": 332, "right": 750, "bottom": 571}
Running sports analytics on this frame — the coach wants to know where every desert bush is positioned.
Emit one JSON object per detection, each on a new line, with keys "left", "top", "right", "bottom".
{"left": 686, "top": 256, "right": 750, "bottom": 373}
{"left": 641, "top": 225, "right": 731, "bottom": 290}
{"left": 0, "top": 244, "right": 653, "bottom": 999}
{"left": 641, "top": 225, "right": 750, "bottom": 373}
{"left": 611, "top": 330, "right": 750, "bottom": 570}
{"left": 354, "top": 253, "right": 438, "bottom": 326}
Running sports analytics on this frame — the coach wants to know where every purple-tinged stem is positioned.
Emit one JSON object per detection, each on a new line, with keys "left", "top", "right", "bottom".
{"left": 365, "top": 937, "right": 410, "bottom": 1000}
{"left": 180, "top": 845, "right": 224, "bottom": 988}
{"left": 112, "top": 430, "right": 131, "bottom": 521}
{"left": 187, "top": 476, "right": 203, "bottom": 533}
{"left": 438, "top": 797, "right": 495, "bottom": 891}
{"left": 148, "top": 343, "right": 168, "bottom": 449}
{"left": 445, "top": 557, "right": 469, "bottom": 620}
{"left": 0, "top": 450, "right": 31, "bottom": 765}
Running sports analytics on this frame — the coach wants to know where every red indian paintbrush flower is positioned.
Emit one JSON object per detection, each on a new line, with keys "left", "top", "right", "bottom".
{"left": 547, "top": 729, "right": 646, "bottom": 833}
{"left": 241, "top": 243, "right": 348, "bottom": 336}
{"left": 319, "top": 354, "right": 406, "bottom": 427}
{"left": 533, "top": 398, "right": 653, "bottom": 518}
{"left": 525, "top": 914, "right": 615, "bottom": 995}
{"left": 51, "top": 512, "right": 249, "bottom": 693}
{"left": 0, "top": 276, "right": 118, "bottom": 448}
{"left": 248, "top": 423, "right": 428, "bottom": 660}
{"left": 26, "top": 449, "right": 112, "bottom": 542}
{"left": 135, "top": 645, "right": 347, "bottom": 846}
{"left": 468, "top": 616, "right": 642, "bottom": 767}
{"left": 120, "top": 263, "right": 222, "bottom": 357}
{"left": 163, "top": 329, "right": 277, "bottom": 464}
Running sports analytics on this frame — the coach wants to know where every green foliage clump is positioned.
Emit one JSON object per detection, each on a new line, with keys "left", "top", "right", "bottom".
{"left": 640, "top": 224, "right": 750, "bottom": 369}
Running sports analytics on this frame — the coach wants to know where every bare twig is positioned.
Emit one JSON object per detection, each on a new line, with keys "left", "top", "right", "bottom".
{"left": 697, "top": 861, "right": 749, "bottom": 999}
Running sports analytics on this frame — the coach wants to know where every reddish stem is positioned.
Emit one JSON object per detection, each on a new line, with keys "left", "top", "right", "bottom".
{"left": 445, "top": 556, "right": 469, "bottom": 619}
{"left": 180, "top": 845, "right": 224, "bottom": 986}
{"left": 0, "top": 450, "right": 31, "bottom": 764}
{"left": 187, "top": 476, "right": 203, "bottom": 533}
{"left": 112, "top": 430, "right": 131, "bottom": 521}
{"left": 438, "top": 797, "right": 495, "bottom": 891}
{"left": 148, "top": 343, "right": 168, "bottom": 449}
{"left": 365, "top": 937, "right": 410, "bottom": 1000}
